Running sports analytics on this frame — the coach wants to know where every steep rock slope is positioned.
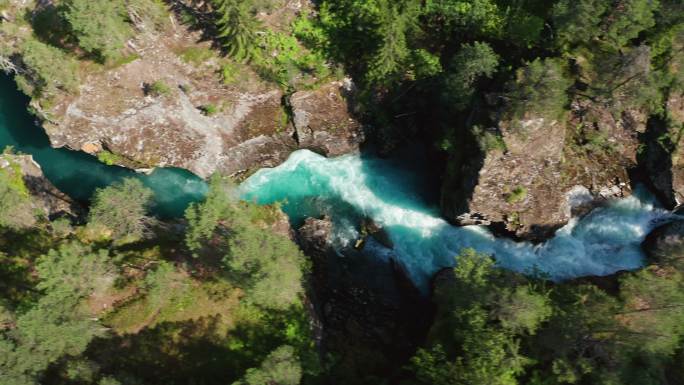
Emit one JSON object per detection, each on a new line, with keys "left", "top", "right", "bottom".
{"left": 1, "top": 0, "right": 362, "bottom": 179}
{"left": 442, "top": 101, "right": 644, "bottom": 240}
{"left": 41, "top": 21, "right": 361, "bottom": 177}
{"left": 1, "top": 153, "right": 78, "bottom": 218}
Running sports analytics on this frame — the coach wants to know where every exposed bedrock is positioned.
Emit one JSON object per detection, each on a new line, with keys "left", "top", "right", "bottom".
{"left": 39, "top": 25, "right": 362, "bottom": 179}
{"left": 639, "top": 92, "right": 684, "bottom": 209}
{"left": 442, "top": 100, "right": 645, "bottom": 241}
{"left": 1, "top": 154, "right": 79, "bottom": 218}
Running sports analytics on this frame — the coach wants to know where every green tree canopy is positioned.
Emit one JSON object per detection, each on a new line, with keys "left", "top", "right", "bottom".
{"left": 232, "top": 345, "right": 302, "bottom": 385}
{"left": 552, "top": 0, "right": 609, "bottom": 49}
{"left": 88, "top": 177, "right": 154, "bottom": 241}
{"left": 186, "top": 176, "right": 306, "bottom": 309}
{"left": 367, "top": 0, "right": 420, "bottom": 84}
{"left": 503, "top": 58, "right": 572, "bottom": 124}
{"left": 0, "top": 162, "right": 37, "bottom": 231}
{"left": 62, "top": 0, "right": 132, "bottom": 62}
{"left": 443, "top": 41, "right": 499, "bottom": 110}
{"left": 213, "top": 0, "right": 261, "bottom": 62}
{"left": 18, "top": 38, "right": 80, "bottom": 98}
{"left": 424, "top": 0, "right": 503, "bottom": 38}
{"left": 412, "top": 249, "right": 551, "bottom": 385}
{"left": 0, "top": 243, "right": 115, "bottom": 384}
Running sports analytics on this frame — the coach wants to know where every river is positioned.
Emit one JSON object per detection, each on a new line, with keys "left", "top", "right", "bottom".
{"left": 0, "top": 73, "right": 675, "bottom": 287}
{"left": 0, "top": 74, "right": 207, "bottom": 217}
{"left": 240, "top": 150, "right": 676, "bottom": 289}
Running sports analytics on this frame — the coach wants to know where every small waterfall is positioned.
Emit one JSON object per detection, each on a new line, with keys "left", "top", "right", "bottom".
{"left": 240, "top": 150, "right": 676, "bottom": 288}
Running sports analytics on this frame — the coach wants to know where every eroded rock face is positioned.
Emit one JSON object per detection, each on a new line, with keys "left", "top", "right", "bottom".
{"left": 442, "top": 102, "right": 643, "bottom": 241}
{"left": 41, "top": 17, "right": 361, "bottom": 179}
{"left": 1, "top": 154, "right": 78, "bottom": 218}
{"left": 290, "top": 80, "right": 363, "bottom": 156}
{"left": 641, "top": 92, "right": 684, "bottom": 208}
{"left": 642, "top": 219, "right": 684, "bottom": 268}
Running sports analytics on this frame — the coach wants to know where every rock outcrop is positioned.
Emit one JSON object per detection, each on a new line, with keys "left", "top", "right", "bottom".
{"left": 37, "top": 7, "right": 362, "bottom": 179}
{"left": 642, "top": 219, "right": 684, "bottom": 268}
{"left": 0, "top": 154, "right": 78, "bottom": 218}
{"left": 442, "top": 101, "right": 644, "bottom": 241}
{"left": 290, "top": 80, "right": 362, "bottom": 156}
{"left": 640, "top": 92, "right": 684, "bottom": 208}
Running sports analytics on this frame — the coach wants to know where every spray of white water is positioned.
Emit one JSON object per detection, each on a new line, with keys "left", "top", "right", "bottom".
{"left": 240, "top": 150, "right": 676, "bottom": 288}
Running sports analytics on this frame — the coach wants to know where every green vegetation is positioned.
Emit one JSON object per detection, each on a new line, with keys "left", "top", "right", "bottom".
{"left": 96, "top": 150, "right": 126, "bottom": 166}
{"left": 232, "top": 345, "right": 302, "bottom": 385}
{"left": 126, "top": 0, "right": 170, "bottom": 31}
{"left": 213, "top": 0, "right": 261, "bottom": 62}
{"left": 201, "top": 104, "right": 219, "bottom": 116}
{"left": 0, "top": 170, "right": 316, "bottom": 385}
{"left": 87, "top": 178, "right": 153, "bottom": 241}
{"left": 506, "top": 186, "right": 528, "bottom": 204}
{"left": 503, "top": 58, "right": 572, "bottom": 124}
{"left": 220, "top": 62, "right": 239, "bottom": 84}
{"left": 409, "top": 249, "right": 684, "bottom": 385}
{"left": 443, "top": 42, "right": 499, "bottom": 110}
{"left": 178, "top": 46, "right": 216, "bottom": 65}
{"left": 0, "top": 157, "right": 37, "bottom": 230}
{"left": 17, "top": 38, "right": 80, "bottom": 98}
{"left": 62, "top": 0, "right": 133, "bottom": 63}
{"left": 186, "top": 176, "right": 306, "bottom": 309}
{"left": 1, "top": 242, "right": 114, "bottom": 384}
{"left": 147, "top": 80, "right": 172, "bottom": 97}
{"left": 252, "top": 30, "right": 330, "bottom": 88}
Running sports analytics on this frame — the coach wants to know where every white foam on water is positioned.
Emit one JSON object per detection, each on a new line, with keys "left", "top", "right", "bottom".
{"left": 240, "top": 150, "right": 676, "bottom": 288}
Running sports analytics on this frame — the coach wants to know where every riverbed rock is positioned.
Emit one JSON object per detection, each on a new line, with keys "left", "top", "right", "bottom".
{"left": 642, "top": 219, "right": 684, "bottom": 269}
{"left": 297, "top": 217, "right": 431, "bottom": 382}
{"left": 1, "top": 154, "right": 78, "bottom": 219}
{"left": 297, "top": 216, "right": 334, "bottom": 260}
{"left": 441, "top": 99, "right": 643, "bottom": 241}
{"left": 34, "top": 4, "right": 361, "bottom": 179}
{"left": 361, "top": 217, "right": 394, "bottom": 249}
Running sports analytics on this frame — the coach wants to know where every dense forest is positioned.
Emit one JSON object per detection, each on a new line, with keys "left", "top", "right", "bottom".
{"left": 1, "top": 0, "right": 684, "bottom": 384}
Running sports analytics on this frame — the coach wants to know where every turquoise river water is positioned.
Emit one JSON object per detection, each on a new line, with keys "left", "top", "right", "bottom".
{"left": 0, "top": 75, "right": 207, "bottom": 217}
{"left": 1, "top": 74, "right": 677, "bottom": 287}
{"left": 240, "top": 149, "right": 677, "bottom": 288}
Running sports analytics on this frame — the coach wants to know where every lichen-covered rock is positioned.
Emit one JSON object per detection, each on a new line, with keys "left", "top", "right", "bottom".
{"left": 442, "top": 101, "right": 643, "bottom": 240}
{"left": 39, "top": 13, "right": 361, "bottom": 179}
{"left": 297, "top": 216, "right": 334, "bottom": 260}
{"left": 290, "top": 80, "right": 363, "bottom": 157}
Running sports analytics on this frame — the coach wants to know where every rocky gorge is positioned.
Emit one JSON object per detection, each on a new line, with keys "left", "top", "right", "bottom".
{"left": 1, "top": 0, "right": 684, "bottom": 383}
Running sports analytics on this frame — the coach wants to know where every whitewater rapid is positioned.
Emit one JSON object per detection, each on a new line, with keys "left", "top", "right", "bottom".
{"left": 240, "top": 150, "right": 676, "bottom": 288}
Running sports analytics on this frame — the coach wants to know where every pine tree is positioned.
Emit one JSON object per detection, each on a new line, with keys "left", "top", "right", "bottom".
{"left": 213, "top": 0, "right": 260, "bottom": 62}
{"left": 367, "top": 0, "right": 421, "bottom": 84}
{"left": 62, "top": 0, "right": 132, "bottom": 63}
{"left": 88, "top": 177, "right": 153, "bottom": 241}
